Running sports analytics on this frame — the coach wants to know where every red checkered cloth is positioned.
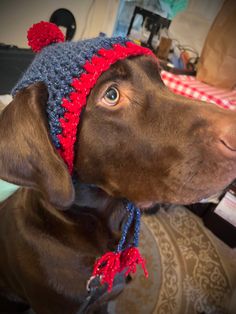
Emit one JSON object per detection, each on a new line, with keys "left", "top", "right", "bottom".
{"left": 161, "top": 70, "right": 236, "bottom": 110}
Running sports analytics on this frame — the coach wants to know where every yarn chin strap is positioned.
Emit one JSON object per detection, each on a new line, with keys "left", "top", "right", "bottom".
{"left": 89, "top": 202, "right": 148, "bottom": 292}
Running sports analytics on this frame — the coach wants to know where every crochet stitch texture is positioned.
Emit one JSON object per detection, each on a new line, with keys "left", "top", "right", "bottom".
{"left": 12, "top": 37, "right": 153, "bottom": 172}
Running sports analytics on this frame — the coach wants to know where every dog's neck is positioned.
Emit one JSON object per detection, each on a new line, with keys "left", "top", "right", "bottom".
{"left": 0, "top": 178, "right": 20, "bottom": 202}
{"left": 74, "top": 182, "right": 127, "bottom": 238}
{"left": 0, "top": 179, "right": 128, "bottom": 248}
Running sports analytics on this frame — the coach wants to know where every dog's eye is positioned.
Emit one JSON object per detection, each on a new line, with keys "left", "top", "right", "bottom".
{"left": 103, "top": 87, "right": 120, "bottom": 106}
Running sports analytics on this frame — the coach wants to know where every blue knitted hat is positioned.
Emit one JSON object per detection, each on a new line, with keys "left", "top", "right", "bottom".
{"left": 12, "top": 22, "right": 155, "bottom": 291}
{"left": 12, "top": 21, "right": 153, "bottom": 173}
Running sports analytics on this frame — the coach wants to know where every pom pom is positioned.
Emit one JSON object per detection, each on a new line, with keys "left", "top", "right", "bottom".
{"left": 120, "top": 247, "right": 148, "bottom": 278}
{"left": 27, "top": 21, "right": 65, "bottom": 52}
{"left": 92, "top": 251, "right": 121, "bottom": 292}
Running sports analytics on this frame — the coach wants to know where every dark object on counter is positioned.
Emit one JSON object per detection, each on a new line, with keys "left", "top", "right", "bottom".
{"left": 159, "top": 59, "right": 196, "bottom": 76}
{"left": 50, "top": 8, "right": 76, "bottom": 41}
{"left": 203, "top": 183, "right": 236, "bottom": 248}
{"left": 0, "top": 45, "right": 35, "bottom": 94}
{"left": 187, "top": 181, "right": 236, "bottom": 248}
{"left": 127, "top": 6, "right": 171, "bottom": 50}
{"left": 204, "top": 209, "right": 236, "bottom": 248}
{"left": 187, "top": 202, "right": 213, "bottom": 217}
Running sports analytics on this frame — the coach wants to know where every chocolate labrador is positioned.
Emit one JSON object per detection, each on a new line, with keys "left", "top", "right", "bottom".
{"left": 1, "top": 54, "right": 236, "bottom": 313}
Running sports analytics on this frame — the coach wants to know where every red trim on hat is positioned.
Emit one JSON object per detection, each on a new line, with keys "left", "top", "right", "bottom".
{"left": 57, "top": 42, "right": 155, "bottom": 173}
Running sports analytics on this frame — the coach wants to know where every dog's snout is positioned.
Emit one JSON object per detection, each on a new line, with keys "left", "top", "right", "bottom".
{"left": 197, "top": 106, "right": 236, "bottom": 158}
{"left": 219, "top": 125, "right": 236, "bottom": 155}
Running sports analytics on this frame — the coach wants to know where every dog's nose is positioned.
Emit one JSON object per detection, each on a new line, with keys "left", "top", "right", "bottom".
{"left": 219, "top": 124, "right": 236, "bottom": 156}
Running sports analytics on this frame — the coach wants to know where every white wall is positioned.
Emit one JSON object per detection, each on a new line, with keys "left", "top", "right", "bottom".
{"left": 169, "top": 0, "right": 224, "bottom": 54}
{"left": 0, "top": 0, "right": 224, "bottom": 54}
{"left": 0, "top": 0, "right": 119, "bottom": 48}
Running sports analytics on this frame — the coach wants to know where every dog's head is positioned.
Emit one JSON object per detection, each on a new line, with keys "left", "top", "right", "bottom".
{"left": 75, "top": 56, "right": 236, "bottom": 207}
{"left": 1, "top": 36, "right": 236, "bottom": 209}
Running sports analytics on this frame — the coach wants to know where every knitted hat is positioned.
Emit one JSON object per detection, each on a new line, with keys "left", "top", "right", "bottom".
{"left": 13, "top": 21, "right": 155, "bottom": 291}
{"left": 12, "top": 21, "right": 154, "bottom": 174}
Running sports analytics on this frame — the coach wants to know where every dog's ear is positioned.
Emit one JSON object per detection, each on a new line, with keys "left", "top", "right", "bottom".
{"left": 0, "top": 82, "right": 74, "bottom": 209}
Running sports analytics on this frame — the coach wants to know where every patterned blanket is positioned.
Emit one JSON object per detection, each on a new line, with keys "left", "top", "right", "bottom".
{"left": 112, "top": 206, "right": 236, "bottom": 314}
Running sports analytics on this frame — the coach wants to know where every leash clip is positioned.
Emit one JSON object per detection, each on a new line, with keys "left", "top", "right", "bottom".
{"left": 86, "top": 275, "right": 102, "bottom": 292}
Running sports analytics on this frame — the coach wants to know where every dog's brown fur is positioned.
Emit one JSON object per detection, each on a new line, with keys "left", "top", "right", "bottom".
{"left": 0, "top": 55, "right": 236, "bottom": 313}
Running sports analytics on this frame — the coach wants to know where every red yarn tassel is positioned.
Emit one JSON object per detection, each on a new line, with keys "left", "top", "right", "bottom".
{"left": 92, "top": 252, "right": 121, "bottom": 292}
{"left": 120, "top": 247, "right": 148, "bottom": 278}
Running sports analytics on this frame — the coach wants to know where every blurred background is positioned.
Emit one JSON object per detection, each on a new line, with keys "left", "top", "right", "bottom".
{"left": 0, "top": 0, "right": 223, "bottom": 54}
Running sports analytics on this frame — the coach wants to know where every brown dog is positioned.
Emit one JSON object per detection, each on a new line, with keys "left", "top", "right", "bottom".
{"left": 1, "top": 54, "right": 236, "bottom": 313}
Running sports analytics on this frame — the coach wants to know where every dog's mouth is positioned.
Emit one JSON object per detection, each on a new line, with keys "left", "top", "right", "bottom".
{"left": 136, "top": 201, "right": 157, "bottom": 209}
{"left": 136, "top": 192, "right": 222, "bottom": 209}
